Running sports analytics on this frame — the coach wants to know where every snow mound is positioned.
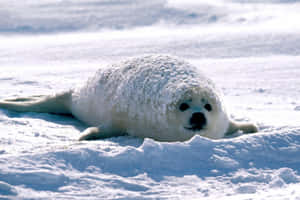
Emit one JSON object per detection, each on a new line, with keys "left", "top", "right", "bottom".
{"left": 1, "top": 126, "right": 300, "bottom": 199}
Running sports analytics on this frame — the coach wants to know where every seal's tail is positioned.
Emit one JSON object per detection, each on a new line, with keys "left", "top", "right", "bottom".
{"left": 0, "top": 91, "right": 72, "bottom": 115}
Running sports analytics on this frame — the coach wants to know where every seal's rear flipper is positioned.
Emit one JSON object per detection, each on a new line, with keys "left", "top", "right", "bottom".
{"left": 0, "top": 91, "right": 72, "bottom": 115}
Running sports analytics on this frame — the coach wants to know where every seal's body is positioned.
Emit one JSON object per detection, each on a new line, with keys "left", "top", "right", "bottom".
{"left": 0, "top": 55, "right": 258, "bottom": 141}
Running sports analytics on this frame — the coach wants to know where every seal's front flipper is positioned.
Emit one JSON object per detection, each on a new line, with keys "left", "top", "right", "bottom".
{"left": 79, "top": 126, "right": 126, "bottom": 141}
{"left": 226, "top": 120, "right": 258, "bottom": 136}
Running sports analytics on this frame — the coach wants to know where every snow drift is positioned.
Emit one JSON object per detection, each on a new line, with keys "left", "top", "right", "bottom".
{"left": 0, "top": 0, "right": 300, "bottom": 199}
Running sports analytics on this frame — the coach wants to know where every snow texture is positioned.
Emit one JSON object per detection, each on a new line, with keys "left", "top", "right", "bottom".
{"left": 1, "top": 0, "right": 300, "bottom": 199}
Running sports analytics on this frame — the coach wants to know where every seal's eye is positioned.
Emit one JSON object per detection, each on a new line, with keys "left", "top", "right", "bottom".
{"left": 179, "top": 103, "right": 190, "bottom": 112}
{"left": 204, "top": 103, "right": 212, "bottom": 112}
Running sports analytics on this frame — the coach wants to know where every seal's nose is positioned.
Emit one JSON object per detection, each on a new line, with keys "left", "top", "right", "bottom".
{"left": 190, "top": 112, "right": 206, "bottom": 127}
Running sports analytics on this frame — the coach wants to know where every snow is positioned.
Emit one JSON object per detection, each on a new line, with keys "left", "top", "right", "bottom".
{"left": 1, "top": 0, "right": 300, "bottom": 199}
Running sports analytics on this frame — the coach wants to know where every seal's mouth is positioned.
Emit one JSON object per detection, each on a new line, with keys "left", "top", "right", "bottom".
{"left": 184, "top": 125, "right": 205, "bottom": 132}
{"left": 184, "top": 112, "right": 207, "bottom": 132}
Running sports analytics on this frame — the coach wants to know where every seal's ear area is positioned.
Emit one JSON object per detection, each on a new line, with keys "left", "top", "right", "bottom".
{"left": 226, "top": 120, "right": 258, "bottom": 136}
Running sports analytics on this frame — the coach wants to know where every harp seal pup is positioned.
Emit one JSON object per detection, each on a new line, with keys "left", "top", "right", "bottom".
{"left": 0, "top": 55, "right": 258, "bottom": 142}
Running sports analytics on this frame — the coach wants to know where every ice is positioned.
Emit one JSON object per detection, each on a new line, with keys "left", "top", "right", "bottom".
{"left": 1, "top": 0, "right": 300, "bottom": 199}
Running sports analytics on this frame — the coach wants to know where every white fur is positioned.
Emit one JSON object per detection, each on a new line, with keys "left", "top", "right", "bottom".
{"left": 71, "top": 55, "right": 235, "bottom": 141}
{"left": 0, "top": 55, "right": 258, "bottom": 141}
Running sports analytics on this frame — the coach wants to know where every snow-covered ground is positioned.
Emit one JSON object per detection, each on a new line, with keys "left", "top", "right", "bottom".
{"left": 1, "top": 0, "right": 300, "bottom": 199}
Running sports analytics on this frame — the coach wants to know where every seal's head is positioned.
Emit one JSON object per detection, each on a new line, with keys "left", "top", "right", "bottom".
{"left": 164, "top": 86, "right": 230, "bottom": 141}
